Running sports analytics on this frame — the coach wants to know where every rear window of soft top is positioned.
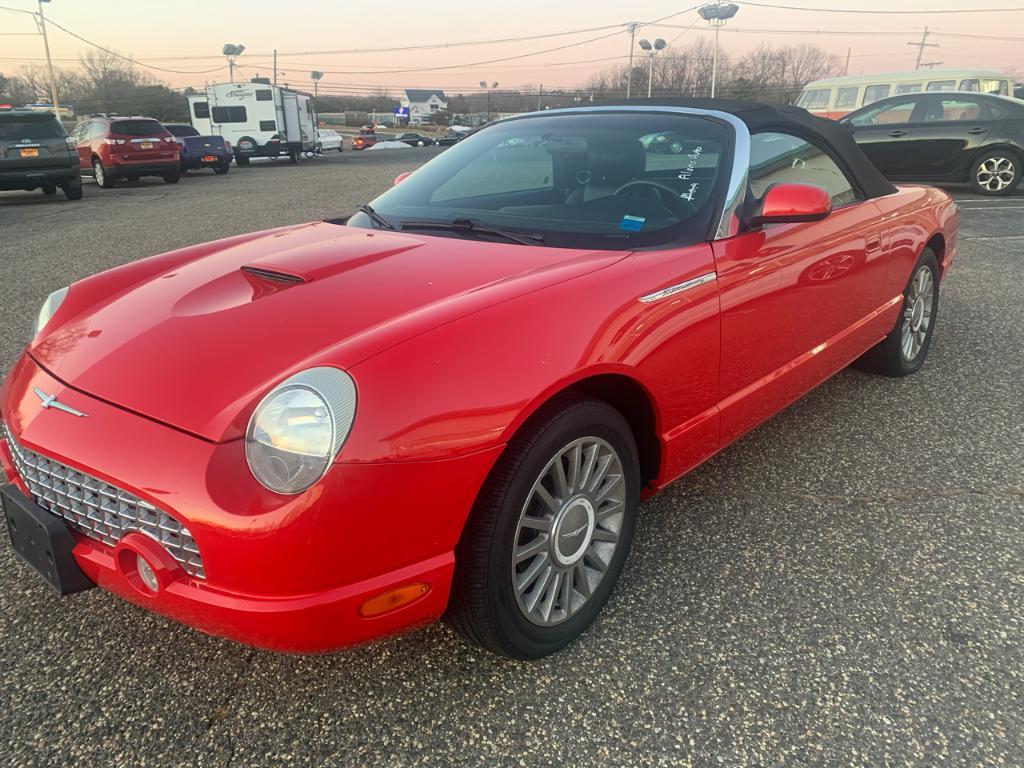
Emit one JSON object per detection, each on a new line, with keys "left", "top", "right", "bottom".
{"left": 110, "top": 120, "right": 165, "bottom": 136}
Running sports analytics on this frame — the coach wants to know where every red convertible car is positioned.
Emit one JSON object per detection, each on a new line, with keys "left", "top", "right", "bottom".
{"left": 1, "top": 101, "right": 957, "bottom": 659}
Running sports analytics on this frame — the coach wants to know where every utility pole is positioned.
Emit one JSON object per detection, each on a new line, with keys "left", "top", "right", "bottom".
{"left": 36, "top": 0, "right": 60, "bottom": 117}
{"left": 538, "top": 84, "right": 543, "bottom": 111}
{"left": 273, "top": 49, "right": 277, "bottom": 86}
{"left": 908, "top": 26, "right": 939, "bottom": 71}
{"left": 625, "top": 22, "right": 639, "bottom": 98}
{"left": 844, "top": 47, "right": 851, "bottom": 76}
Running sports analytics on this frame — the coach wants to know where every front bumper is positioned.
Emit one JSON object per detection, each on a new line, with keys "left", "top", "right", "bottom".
{"left": 0, "top": 354, "right": 501, "bottom": 652}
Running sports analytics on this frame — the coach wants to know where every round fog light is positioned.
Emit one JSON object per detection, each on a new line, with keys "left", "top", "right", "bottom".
{"left": 136, "top": 554, "right": 159, "bottom": 593}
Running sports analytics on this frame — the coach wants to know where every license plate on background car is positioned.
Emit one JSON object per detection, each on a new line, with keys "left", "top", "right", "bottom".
{"left": 202, "top": 155, "right": 216, "bottom": 162}
{"left": 140, "top": 142, "right": 153, "bottom": 149}
{"left": 19, "top": 148, "right": 39, "bottom": 158}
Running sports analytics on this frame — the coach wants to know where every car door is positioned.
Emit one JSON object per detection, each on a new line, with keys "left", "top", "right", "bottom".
{"left": 73, "top": 120, "right": 93, "bottom": 167}
{"left": 713, "top": 130, "right": 891, "bottom": 444}
{"left": 906, "top": 94, "right": 998, "bottom": 178}
{"left": 845, "top": 97, "right": 924, "bottom": 176}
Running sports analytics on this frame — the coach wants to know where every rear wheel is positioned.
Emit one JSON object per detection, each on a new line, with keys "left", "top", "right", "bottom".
{"left": 213, "top": 161, "right": 230, "bottom": 175}
{"left": 235, "top": 154, "right": 250, "bottom": 166}
{"left": 93, "top": 159, "right": 115, "bottom": 189}
{"left": 163, "top": 172, "right": 180, "bottom": 184}
{"left": 970, "top": 150, "right": 1021, "bottom": 196}
{"left": 447, "top": 394, "right": 640, "bottom": 659}
{"left": 61, "top": 183, "right": 83, "bottom": 201}
{"left": 42, "top": 185, "right": 56, "bottom": 195}
{"left": 854, "top": 248, "right": 939, "bottom": 377}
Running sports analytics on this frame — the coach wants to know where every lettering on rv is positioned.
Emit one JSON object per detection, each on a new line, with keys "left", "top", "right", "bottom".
{"left": 227, "top": 90, "right": 255, "bottom": 100}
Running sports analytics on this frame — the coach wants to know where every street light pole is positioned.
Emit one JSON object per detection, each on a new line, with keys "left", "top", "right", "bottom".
{"left": 639, "top": 38, "right": 667, "bottom": 99}
{"left": 698, "top": 2, "right": 739, "bottom": 98}
{"left": 36, "top": 0, "right": 60, "bottom": 117}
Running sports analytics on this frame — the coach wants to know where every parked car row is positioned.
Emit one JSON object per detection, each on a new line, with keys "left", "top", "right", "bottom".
{"left": 843, "top": 90, "right": 1024, "bottom": 196}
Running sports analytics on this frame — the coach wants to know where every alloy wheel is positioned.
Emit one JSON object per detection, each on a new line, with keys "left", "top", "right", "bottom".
{"left": 93, "top": 161, "right": 105, "bottom": 186}
{"left": 976, "top": 156, "right": 1015, "bottom": 192}
{"left": 511, "top": 436, "right": 626, "bottom": 626}
{"left": 901, "top": 264, "right": 934, "bottom": 362}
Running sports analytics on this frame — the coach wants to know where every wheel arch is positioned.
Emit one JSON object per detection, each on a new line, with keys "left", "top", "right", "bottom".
{"left": 924, "top": 232, "right": 946, "bottom": 277}
{"left": 496, "top": 368, "right": 663, "bottom": 492}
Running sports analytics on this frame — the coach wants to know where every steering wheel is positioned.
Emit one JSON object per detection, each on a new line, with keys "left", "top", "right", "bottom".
{"left": 614, "top": 180, "right": 695, "bottom": 220}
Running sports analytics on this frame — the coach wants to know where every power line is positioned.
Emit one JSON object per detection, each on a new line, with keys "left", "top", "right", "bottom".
{"left": 736, "top": 1, "right": 1024, "bottom": 13}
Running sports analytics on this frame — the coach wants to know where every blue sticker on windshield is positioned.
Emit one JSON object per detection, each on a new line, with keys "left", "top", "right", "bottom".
{"left": 620, "top": 215, "right": 646, "bottom": 232}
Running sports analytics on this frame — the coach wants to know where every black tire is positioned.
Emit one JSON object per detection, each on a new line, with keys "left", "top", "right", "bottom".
{"left": 235, "top": 154, "right": 250, "bottom": 166}
{"left": 337, "top": 145, "right": 344, "bottom": 153}
{"left": 163, "top": 172, "right": 180, "bottom": 184}
{"left": 969, "top": 149, "right": 1022, "bottom": 196}
{"left": 854, "top": 248, "right": 940, "bottom": 377}
{"left": 446, "top": 394, "right": 641, "bottom": 659}
{"left": 62, "top": 184, "right": 83, "bottom": 200}
{"left": 213, "top": 161, "right": 230, "bottom": 175}
{"left": 42, "top": 185, "right": 57, "bottom": 195}
{"left": 93, "top": 159, "right": 115, "bottom": 188}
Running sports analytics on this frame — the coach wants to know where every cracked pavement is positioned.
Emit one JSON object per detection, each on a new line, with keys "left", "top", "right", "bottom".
{"left": 1, "top": 154, "right": 1022, "bottom": 767}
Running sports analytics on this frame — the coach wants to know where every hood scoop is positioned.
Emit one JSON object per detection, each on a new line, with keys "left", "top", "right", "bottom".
{"left": 240, "top": 265, "right": 306, "bottom": 284}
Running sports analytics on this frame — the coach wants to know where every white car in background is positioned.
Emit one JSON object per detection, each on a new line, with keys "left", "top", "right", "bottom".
{"left": 316, "top": 128, "right": 344, "bottom": 153}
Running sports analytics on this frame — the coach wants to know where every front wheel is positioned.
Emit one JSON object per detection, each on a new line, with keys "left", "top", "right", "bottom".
{"left": 854, "top": 248, "right": 939, "bottom": 377}
{"left": 447, "top": 394, "right": 640, "bottom": 659}
{"left": 970, "top": 150, "right": 1021, "bottom": 196}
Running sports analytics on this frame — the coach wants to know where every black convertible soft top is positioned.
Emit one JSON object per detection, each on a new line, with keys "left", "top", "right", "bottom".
{"left": 602, "top": 98, "right": 898, "bottom": 200}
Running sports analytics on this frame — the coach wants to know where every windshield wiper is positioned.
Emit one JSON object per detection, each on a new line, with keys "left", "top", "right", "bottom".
{"left": 399, "top": 217, "right": 545, "bottom": 246}
{"left": 356, "top": 204, "right": 395, "bottom": 230}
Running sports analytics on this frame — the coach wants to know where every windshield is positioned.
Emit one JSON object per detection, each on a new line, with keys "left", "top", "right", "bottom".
{"left": 110, "top": 120, "right": 166, "bottom": 136}
{"left": 0, "top": 117, "right": 65, "bottom": 140}
{"left": 166, "top": 124, "right": 199, "bottom": 137}
{"left": 355, "top": 112, "right": 730, "bottom": 249}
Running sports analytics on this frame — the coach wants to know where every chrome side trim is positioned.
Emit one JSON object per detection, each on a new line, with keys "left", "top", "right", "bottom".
{"left": 639, "top": 271, "right": 717, "bottom": 303}
{"left": 488, "top": 105, "right": 752, "bottom": 241}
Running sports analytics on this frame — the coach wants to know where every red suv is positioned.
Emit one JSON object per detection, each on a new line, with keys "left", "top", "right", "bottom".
{"left": 71, "top": 117, "right": 180, "bottom": 188}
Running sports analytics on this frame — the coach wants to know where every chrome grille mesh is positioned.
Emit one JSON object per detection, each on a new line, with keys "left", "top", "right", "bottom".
{"left": 2, "top": 423, "right": 205, "bottom": 578}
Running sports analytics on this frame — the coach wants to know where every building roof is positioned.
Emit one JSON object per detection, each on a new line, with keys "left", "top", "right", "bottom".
{"left": 404, "top": 89, "right": 447, "bottom": 103}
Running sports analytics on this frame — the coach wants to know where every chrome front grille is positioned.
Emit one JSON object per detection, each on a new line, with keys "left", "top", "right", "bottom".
{"left": 1, "top": 423, "right": 205, "bottom": 578}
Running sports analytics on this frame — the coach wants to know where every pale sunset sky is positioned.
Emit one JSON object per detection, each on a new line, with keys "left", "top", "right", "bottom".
{"left": 1, "top": 0, "right": 1022, "bottom": 95}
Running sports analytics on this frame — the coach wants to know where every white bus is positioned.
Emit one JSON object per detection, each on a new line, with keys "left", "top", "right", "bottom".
{"left": 796, "top": 69, "right": 1014, "bottom": 120}
{"left": 188, "top": 80, "right": 318, "bottom": 165}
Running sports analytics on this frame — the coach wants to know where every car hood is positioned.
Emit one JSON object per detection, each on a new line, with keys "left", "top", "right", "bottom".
{"left": 31, "top": 221, "right": 624, "bottom": 441}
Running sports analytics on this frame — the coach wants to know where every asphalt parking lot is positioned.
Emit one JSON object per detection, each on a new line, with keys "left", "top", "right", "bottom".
{"left": 1, "top": 153, "right": 1022, "bottom": 767}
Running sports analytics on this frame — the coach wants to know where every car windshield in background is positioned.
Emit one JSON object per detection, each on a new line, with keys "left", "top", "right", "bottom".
{"left": 110, "top": 120, "right": 165, "bottom": 136}
{"left": 0, "top": 117, "right": 64, "bottom": 141}
{"left": 359, "top": 112, "right": 730, "bottom": 249}
{"left": 166, "top": 124, "right": 200, "bottom": 137}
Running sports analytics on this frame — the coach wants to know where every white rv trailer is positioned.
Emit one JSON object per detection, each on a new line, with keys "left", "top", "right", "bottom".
{"left": 187, "top": 79, "right": 318, "bottom": 165}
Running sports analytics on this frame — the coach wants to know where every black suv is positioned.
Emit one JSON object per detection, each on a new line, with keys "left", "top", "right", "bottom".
{"left": 0, "top": 109, "right": 82, "bottom": 200}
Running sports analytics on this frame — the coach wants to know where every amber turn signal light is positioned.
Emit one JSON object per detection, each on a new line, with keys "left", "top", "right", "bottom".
{"left": 359, "top": 583, "right": 430, "bottom": 618}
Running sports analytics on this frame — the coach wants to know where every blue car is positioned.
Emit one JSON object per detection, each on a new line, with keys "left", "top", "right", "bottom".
{"left": 164, "top": 123, "right": 231, "bottom": 174}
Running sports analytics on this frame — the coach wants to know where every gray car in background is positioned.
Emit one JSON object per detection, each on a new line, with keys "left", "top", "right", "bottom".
{"left": 0, "top": 109, "right": 82, "bottom": 200}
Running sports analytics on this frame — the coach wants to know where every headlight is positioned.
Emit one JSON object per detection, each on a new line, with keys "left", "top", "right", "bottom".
{"left": 245, "top": 367, "right": 357, "bottom": 494}
{"left": 33, "top": 286, "right": 69, "bottom": 338}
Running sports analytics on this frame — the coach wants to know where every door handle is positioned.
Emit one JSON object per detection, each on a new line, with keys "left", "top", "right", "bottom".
{"left": 967, "top": 127, "right": 986, "bottom": 135}
{"left": 888, "top": 130, "right": 908, "bottom": 138}
{"left": 866, "top": 233, "right": 882, "bottom": 252}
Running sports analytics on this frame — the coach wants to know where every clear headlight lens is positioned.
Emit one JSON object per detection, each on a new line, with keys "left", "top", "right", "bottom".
{"left": 245, "top": 368, "right": 357, "bottom": 495}
{"left": 33, "top": 286, "right": 68, "bottom": 338}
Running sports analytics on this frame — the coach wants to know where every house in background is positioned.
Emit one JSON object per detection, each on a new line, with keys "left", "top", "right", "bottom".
{"left": 400, "top": 89, "right": 447, "bottom": 125}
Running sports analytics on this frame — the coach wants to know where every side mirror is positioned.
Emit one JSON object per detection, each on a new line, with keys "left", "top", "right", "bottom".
{"left": 749, "top": 183, "right": 832, "bottom": 227}
{"left": 393, "top": 171, "right": 412, "bottom": 186}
